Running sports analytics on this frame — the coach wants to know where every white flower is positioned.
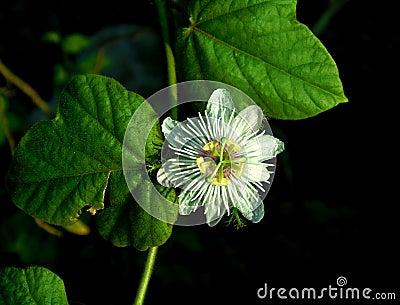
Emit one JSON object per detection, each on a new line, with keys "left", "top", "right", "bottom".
{"left": 157, "top": 89, "right": 284, "bottom": 226}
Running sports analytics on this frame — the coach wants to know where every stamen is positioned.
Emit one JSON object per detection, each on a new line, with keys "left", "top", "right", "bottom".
{"left": 206, "top": 162, "right": 222, "bottom": 183}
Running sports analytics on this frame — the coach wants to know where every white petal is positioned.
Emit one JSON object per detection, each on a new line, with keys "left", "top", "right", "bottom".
{"left": 243, "top": 164, "right": 271, "bottom": 182}
{"left": 245, "top": 134, "right": 285, "bottom": 161}
{"left": 161, "top": 117, "right": 179, "bottom": 138}
{"left": 231, "top": 105, "right": 263, "bottom": 138}
{"left": 207, "top": 214, "right": 224, "bottom": 227}
{"left": 234, "top": 191, "right": 254, "bottom": 216}
{"left": 206, "top": 89, "right": 234, "bottom": 122}
{"left": 164, "top": 119, "right": 205, "bottom": 151}
{"left": 205, "top": 187, "right": 227, "bottom": 226}
{"left": 241, "top": 199, "right": 265, "bottom": 223}
{"left": 230, "top": 177, "right": 261, "bottom": 220}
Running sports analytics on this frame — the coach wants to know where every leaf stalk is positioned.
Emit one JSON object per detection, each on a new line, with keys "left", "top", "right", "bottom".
{"left": 133, "top": 246, "right": 158, "bottom": 305}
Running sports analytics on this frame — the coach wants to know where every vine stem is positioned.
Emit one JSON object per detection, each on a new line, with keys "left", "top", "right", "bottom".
{"left": 312, "top": 0, "right": 348, "bottom": 36}
{"left": 0, "top": 95, "right": 15, "bottom": 155}
{"left": 155, "top": 0, "right": 178, "bottom": 119}
{"left": 133, "top": 246, "right": 159, "bottom": 305}
{"left": 0, "top": 59, "right": 52, "bottom": 115}
{"left": 133, "top": 2, "right": 177, "bottom": 305}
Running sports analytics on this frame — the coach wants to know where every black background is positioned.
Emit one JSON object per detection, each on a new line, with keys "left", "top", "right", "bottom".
{"left": 0, "top": 1, "right": 398, "bottom": 304}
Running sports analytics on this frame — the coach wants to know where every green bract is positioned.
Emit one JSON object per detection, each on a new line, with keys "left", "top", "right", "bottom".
{"left": 177, "top": 0, "right": 348, "bottom": 119}
{"left": 7, "top": 74, "right": 175, "bottom": 250}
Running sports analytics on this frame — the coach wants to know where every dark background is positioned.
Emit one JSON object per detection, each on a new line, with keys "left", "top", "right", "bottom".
{"left": 0, "top": 0, "right": 398, "bottom": 304}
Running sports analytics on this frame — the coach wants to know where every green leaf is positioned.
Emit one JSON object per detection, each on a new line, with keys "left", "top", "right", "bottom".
{"left": 176, "top": 0, "right": 348, "bottom": 119}
{"left": 0, "top": 266, "right": 69, "bottom": 305}
{"left": 7, "top": 74, "right": 174, "bottom": 250}
{"left": 96, "top": 171, "right": 176, "bottom": 250}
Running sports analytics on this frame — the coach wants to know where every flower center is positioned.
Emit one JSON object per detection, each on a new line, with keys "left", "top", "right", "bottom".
{"left": 196, "top": 137, "right": 246, "bottom": 186}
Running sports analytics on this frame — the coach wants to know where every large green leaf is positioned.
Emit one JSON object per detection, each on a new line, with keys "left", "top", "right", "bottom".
{"left": 96, "top": 172, "right": 177, "bottom": 250}
{"left": 7, "top": 74, "right": 174, "bottom": 250}
{"left": 0, "top": 266, "right": 69, "bottom": 305}
{"left": 176, "top": 0, "right": 348, "bottom": 119}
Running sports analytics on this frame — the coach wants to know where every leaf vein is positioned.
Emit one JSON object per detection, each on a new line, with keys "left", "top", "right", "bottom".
{"left": 192, "top": 32, "right": 207, "bottom": 79}
{"left": 47, "top": 175, "right": 85, "bottom": 221}
{"left": 232, "top": 52, "right": 268, "bottom": 110}
{"left": 106, "top": 83, "right": 118, "bottom": 138}
{"left": 193, "top": 0, "right": 282, "bottom": 27}
{"left": 70, "top": 88, "right": 124, "bottom": 147}
{"left": 192, "top": 26, "right": 341, "bottom": 99}
{"left": 22, "top": 269, "right": 38, "bottom": 305}
{"left": 14, "top": 168, "right": 121, "bottom": 184}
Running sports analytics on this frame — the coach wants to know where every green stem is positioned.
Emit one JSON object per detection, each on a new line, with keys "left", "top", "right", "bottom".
{"left": 312, "top": 0, "right": 348, "bottom": 36}
{"left": 132, "top": 3, "right": 176, "bottom": 304}
{"left": 133, "top": 246, "right": 158, "bottom": 305}
{"left": 0, "top": 59, "right": 52, "bottom": 115}
{"left": 0, "top": 95, "right": 15, "bottom": 155}
{"left": 155, "top": 0, "right": 178, "bottom": 120}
